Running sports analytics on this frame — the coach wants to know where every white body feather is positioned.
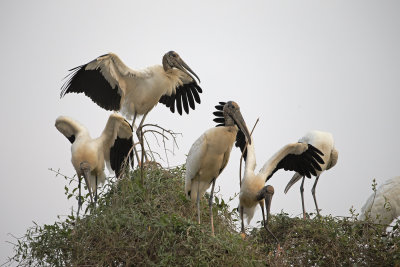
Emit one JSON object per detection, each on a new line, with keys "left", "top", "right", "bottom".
{"left": 86, "top": 53, "right": 191, "bottom": 119}
{"left": 359, "top": 176, "right": 400, "bottom": 225}
{"left": 284, "top": 130, "right": 338, "bottom": 193}
{"left": 55, "top": 113, "right": 132, "bottom": 191}
{"left": 240, "top": 137, "right": 312, "bottom": 224}
{"left": 185, "top": 126, "right": 238, "bottom": 202}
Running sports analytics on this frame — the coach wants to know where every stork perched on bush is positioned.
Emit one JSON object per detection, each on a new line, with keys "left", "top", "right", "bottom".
{"left": 284, "top": 130, "right": 338, "bottom": 218}
{"left": 60, "top": 51, "right": 202, "bottom": 137}
{"left": 55, "top": 113, "right": 134, "bottom": 215}
{"left": 238, "top": 134, "right": 324, "bottom": 237}
{"left": 185, "top": 101, "right": 251, "bottom": 236}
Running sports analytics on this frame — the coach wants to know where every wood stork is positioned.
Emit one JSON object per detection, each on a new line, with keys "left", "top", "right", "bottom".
{"left": 359, "top": 176, "right": 400, "bottom": 225}
{"left": 55, "top": 113, "right": 134, "bottom": 215}
{"left": 60, "top": 51, "right": 202, "bottom": 136}
{"left": 284, "top": 130, "right": 338, "bottom": 218}
{"left": 238, "top": 135, "right": 324, "bottom": 237}
{"left": 185, "top": 101, "right": 251, "bottom": 236}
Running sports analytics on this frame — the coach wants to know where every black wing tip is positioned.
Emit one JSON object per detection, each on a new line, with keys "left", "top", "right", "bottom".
{"left": 308, "top": 144, "right": 324, "bottom": 156}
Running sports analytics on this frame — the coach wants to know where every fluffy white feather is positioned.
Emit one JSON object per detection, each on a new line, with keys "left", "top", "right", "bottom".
{"left": 55, "top": 113, "right": 133, "bottom": 191}
{"left": 359, "top": 176, "right": 400, "bottom": 225}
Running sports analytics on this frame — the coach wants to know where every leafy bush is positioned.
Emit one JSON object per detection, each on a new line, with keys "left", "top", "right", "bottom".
{"left": 7, "top": 165, "right": 400, "bottom": 266}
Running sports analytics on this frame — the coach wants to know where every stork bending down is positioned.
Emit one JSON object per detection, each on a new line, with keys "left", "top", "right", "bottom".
{"left": 284, "top": 130, "right": 338, "bottom": 218}
{"left": 55, "top": 114, "right": 134, "bottom": 216}
{"left": 185, "top": 101, "right": 251, "bottom": 236}
{"left": 238, "top": 135, "right": 324, "bottom": 239}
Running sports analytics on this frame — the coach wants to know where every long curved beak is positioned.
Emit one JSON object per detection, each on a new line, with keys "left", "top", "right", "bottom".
{"left": 176, "top": 58, "right": 201, "bottom": 83}
{"left": 265, "top": 189, "right": 273, "bottom": 224}
{"left": 232, "top": 110, "right": 251, "bottom": 145}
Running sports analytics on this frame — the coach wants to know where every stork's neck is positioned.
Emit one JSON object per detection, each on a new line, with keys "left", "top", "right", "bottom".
{"left": 224, "top": 114, "right": 235, "bottom": 126}
{"left": 244, "top": 137, "right": 256, "bottom": 175}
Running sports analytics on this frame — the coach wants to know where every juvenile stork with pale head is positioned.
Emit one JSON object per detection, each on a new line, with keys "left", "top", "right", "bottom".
{"left": 185, "top": 101, "right": 251, "bottom": 236}
{"left": 60, "top": 51, "right": 202, "bottom": 137}
{"left": 55, "top": 113, "right": 134, "bottom": 215}
{"left": 284, "top": 130, "right": 338, "bottom": 219}
{"left": 236, "top": 132, "right": 324, "bottom": 236}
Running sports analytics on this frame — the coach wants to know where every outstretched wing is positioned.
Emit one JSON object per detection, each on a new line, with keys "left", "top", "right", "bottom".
{"left": 213, "top": 101, "right": 247, "bottom": 159}
{"left": 101, "top": 113, "right": 134, "bottom": 177}
{"left": 55, "top": 116, "right": 89, "bottom": 144}
{"left": 259, "top": 143, "right": 324, "bottom": 182}
{"left": 159, "top": 81, "right": 202, "bottom": 115}
{"left": 60, "top": 53, "right": 138, "bottom": 111}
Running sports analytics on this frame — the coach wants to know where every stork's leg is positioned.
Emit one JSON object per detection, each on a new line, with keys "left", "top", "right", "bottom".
{"left": 77, "top": 176, "right": 82, "bottom": 217}
{"left": 94, "top": 175, "right": 98, "bottom": 208}
{"left": 131, "top": 112, "right": 137, "bottom": 130}
{"left": 209, "top": 179, "right": 216, "bottom": 236}
{"left": 311, "top": 175, "right": 321, "bottom": 216}
{"left": 196, "top": 180, "right": 201, "bottom": 225}
{"left": 136, "top": 113, "right": 149, "bottom": 163}
{"left": 130, "top": 112, "right": 141, "bottom": 165}
{"left": 300, "top": 176, "right": 306, "bottom": 219}
{"left": 240, "top": 206, "right": 245, "bottom": 234}
{"left": 136, "top": 113, "right": 148, "bottom": 140}
{"left": 78, "top": 161, "right": 93, "bottom": 216}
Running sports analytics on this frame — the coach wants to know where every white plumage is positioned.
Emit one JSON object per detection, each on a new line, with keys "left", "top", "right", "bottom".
{"left": 55, "top": 113, "right": 134, "bottom": 214}
{"left": 284, "top": 130, "right": 338, "bottom": 218}
{"left": 185, "top": 101, "right": 251, "bottom": 236}
{"left": 239, "top": 136, "right": 324, "bottom": 229}
{"left": 185, "top": 127, "right": 237, "bottom": 202}
{"left": 359, "top": 176, "right": 400, "bottom": 225}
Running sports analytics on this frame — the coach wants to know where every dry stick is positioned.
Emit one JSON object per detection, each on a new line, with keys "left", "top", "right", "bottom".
{"left": 121, "top": 124, "right": 180, "bottom": 178}
{"left": 239, "top": 118, "right": 260, "bottom": 188}
{"left": 131, "top": 139, "right": 141, "bottom": 167}
{"left": 143, "top": 132, "right": 155, "bottom": 161}
{"left": 162, "top": 129, "right": 170, "bottom": 167}
{"left": 119, "top": 141, "right": 141, "bottom": 179}
{"left": 142, "top": 123, "right": 181, "bottom": 167}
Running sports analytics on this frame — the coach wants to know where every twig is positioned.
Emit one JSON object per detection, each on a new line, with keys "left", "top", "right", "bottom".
{"left": 48, "top": 168, "right": 76, "bottom": 183}
{"left": 141, "top": 123, "right": 181, "bottom": 168}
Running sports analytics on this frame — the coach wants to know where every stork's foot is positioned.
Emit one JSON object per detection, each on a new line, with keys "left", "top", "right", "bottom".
{"left": 77, "top": 196, "right": 83, "bottom": 217}
{"left": 240, "top": 232, "right": 247, "bottom": 240}
{"left": 276, "top": 244, "right": 284, "bottom": 255}
{"left": 315, "top": 209, "right": 321, "bottom": 217}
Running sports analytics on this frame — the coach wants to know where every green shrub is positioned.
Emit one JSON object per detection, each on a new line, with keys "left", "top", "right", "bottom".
{"left": 7, "top": 165, "right": 400, "bottom": 266}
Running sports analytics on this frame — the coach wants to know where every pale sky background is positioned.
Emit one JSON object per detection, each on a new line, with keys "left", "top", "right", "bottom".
{"left": 1, "top": 0, "right": 399, "bottom": 263}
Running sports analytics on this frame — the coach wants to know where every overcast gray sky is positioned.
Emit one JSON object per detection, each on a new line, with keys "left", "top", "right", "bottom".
{"left": 1, "top": 0, "right": 399, "bottom": 263}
